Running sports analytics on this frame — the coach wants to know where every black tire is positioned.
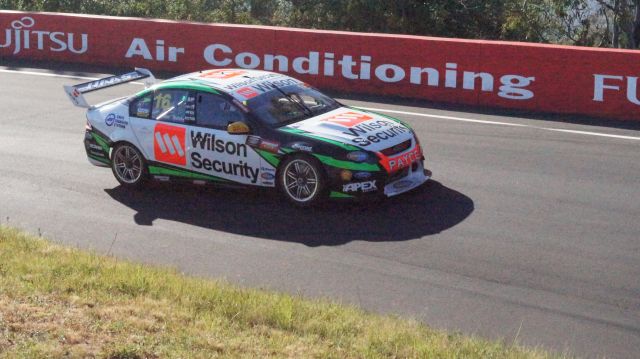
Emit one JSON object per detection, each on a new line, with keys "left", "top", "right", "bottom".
{"left": 278, "top": 155, "right": 327, "bottom": 207}
{"left": 111, "top": 143, "right": 147, "bottom": 188}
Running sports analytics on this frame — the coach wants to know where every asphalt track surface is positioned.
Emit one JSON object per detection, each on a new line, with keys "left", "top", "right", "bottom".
{"left": 1, "top": 63, "right": 639, "bottom": 358}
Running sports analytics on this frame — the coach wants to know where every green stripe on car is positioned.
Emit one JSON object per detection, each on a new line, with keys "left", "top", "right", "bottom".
{"left": 254, "top": 149, "right": 281, "bottom": 167}
{"left": 148, "top": 166, "right": 229, "bottom": 182}
{"left": 312, "top": 154, "right": 380, "bottom": 171}
{"left": 88, "top": 154, "right": 110, "bottom": 165}
{"left": 91, "top": 132, "right": 111, "bottom": 153}
{"left": 330, "top": 191, "right": 354, "bottom": 198}
{"left": 279, "top": 128, "right": 361, "bottom": 151}
{"left": 136, "top": 82, "right": 221, "bottom": 97}
{"left": 154, "top": 81, "right": 221, "bottom": 94}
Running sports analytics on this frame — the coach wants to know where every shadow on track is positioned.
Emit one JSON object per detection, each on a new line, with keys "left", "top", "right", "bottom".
{"left": 105, "top": 180, "right": 473, "bottom": 246}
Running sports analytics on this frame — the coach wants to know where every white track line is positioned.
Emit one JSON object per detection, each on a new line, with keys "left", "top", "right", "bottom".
{"left": 357, "top": 107, "right": 640, "bottom": 141}
{"left": 357, "top": 107, "right": 528, "bottom": 127}
{"left": 538, "top": 128, "right": 640, "bottom": 141}
{"left": 0, "top": 69, "right": 143, "bottom": 85}
{"left": 2, "top": 68, "right": 638, "bottom": 141}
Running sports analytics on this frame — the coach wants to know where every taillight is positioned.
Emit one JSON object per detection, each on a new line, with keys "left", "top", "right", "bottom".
{"left": 85, "top": 119, "right": 92, "bottom": 131}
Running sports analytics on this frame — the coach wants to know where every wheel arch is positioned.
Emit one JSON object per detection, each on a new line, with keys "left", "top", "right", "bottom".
{"left": 109, "top": 140, "right": 147, "bottom": 162}
{"left": 275, "top": 152, "right": 328, "bottom": 190}
{"left": 275, "top": 152, "right": 331, "bottom": 208}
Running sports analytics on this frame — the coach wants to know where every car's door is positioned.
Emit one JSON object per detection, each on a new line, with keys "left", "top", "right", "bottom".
{"left": 129, "top": 88, "right": 196, "bottom": 169}
{"left": 187, "top": 91, "right": 268, "bottom": 186}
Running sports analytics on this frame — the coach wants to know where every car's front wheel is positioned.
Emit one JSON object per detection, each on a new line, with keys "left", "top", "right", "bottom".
{"left": 111, "top": 143, "right": 147, "bottom": 188}
{"left": 278, "top": 155, "right": 326, "bottom": 207}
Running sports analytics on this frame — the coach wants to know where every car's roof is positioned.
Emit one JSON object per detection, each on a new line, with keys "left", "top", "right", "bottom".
{"left": 160, "top": 69, "right": 304, "bottom": 102}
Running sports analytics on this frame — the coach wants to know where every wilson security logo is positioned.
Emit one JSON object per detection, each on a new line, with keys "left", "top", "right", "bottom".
{"left": 154, "top": 123, "right": 186, "bottom": 166}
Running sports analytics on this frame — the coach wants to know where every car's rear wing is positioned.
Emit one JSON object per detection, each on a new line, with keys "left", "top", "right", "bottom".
{"left": 63, "top": 68, "right": 156, "bottom": 108}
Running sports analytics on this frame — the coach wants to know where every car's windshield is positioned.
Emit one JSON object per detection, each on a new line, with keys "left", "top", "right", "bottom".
{"left": 245, "top": 84, "right": 341, "bottom": 126}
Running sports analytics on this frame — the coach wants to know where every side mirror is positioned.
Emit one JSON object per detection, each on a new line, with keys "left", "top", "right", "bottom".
{"left": 227, "top": 121, "right": 250, "bottom": 135}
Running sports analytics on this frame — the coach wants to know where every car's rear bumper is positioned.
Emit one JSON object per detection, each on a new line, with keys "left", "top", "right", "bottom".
{"left": 84, "top": 130, "right": 111, "bottom": 167}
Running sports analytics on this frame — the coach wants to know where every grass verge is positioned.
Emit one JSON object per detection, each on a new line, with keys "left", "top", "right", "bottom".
{"left": 0, "top": 226, "right": 562, "bottom": 358}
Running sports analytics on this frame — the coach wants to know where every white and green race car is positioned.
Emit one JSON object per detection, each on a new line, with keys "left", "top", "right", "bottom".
{"left": 65, "top": 68, "right": 430, "bottom": 206}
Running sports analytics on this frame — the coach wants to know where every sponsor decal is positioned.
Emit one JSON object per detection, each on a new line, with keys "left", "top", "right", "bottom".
{"left": 261, "top": 172, "right": 275, "bottom": 180}
{"left": 185, "top": 95, "right": 196, "bottom": 122}
{"left": 192, "top": 131, "right": 248, "bottom": 157}
{"left": 220, "top": 73, "right": 281, "bottom": 91}
{"left": 88, "top": 143, "right": 102, "bottom": 151}
{"left": 105, "top": 114, "right": 115, "bottom": 126}
{"left": 258, "top": 139, "right": 280, "bottom": 153}
{"left": 322, "top": 112, "right": 373, "bottom": 127}
{"left": 353, "top": 172, "right": 372, "bottom": 180}
{"left": 260, "top": 167, "right": 276, "bottom": 173}
{"left": 343, "top": 180, "right": 377, "bottom": 193}
{"left": 246, "top": 135, "right": 261, "bottom": 147}
{"left": 137, "top": 108, "right": 150, "bottom": 118}
{"left": 245, "top": 136, "right": 280, "bottom": 154}
{"left": 291, "top": 143, "right": 313, "bottom": 152}
{"left": 392, "top": 180, "right": 413, "bottom": 190}
{"left": 77, "top": 71, "right": 146, "bottom": 93}
{"left": 0, "top": 16, "right": 88, "bottom": 55}
{"left": 236, "top": 87, "right": 259, "bottom": 99}
{"left": 190, "top": 130, "right": 260, "bottom": 184}
{"left": 191, "top": 152, "right": 259, "bottom": 184}
{"left": 248, "top": 78, "right": 300, "bottom": 93}
{"left": 104, "top": 113, "right": 128, "bottom": 128}
{"left": 380, "top": 145, "right": 422, "bottom": 173}
{"left": 154, "top": 123, "right": 187, "bottom": 166}
{"left": 340, "top": 118, "right": 409, "bottom": 147}
{"left": 200, "top": 69, "right": 246, "bottom": 79}
{"left": 194, "top": 71, "right": 302, "bottom": 101}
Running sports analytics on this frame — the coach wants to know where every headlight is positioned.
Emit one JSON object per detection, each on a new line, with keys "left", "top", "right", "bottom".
{"left": 346, "top": 151, "right": 369, "bottom": 162}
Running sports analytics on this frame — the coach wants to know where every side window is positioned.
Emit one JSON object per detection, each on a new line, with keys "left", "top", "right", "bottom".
{"left": 129, "top": 93, "right": 153, "bottom": 119}
{"left": 196, "top": 92, "right": 246, "bottom": 129}
{"left": 152, "top": 89, "right": 196, "bottom": 124}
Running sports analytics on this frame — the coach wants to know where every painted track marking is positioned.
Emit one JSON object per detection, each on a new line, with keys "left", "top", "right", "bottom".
{"left": 356, "top": 107, "right": 640, "bottom": 141}
{"left": 2, "top": 68, "right": 638, "bottom": 141}
{"left": 0, "top": 68, "right": 143, "bottom": 85}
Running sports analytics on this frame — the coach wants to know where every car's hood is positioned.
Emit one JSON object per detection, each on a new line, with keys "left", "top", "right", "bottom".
{"left": 281, "top": 107, "right": 414, "bottom": 152}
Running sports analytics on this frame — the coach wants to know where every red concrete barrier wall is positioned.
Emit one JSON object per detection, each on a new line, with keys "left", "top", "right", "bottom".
{"left": 1, "top": 10, "right": 639, "bottom": 120}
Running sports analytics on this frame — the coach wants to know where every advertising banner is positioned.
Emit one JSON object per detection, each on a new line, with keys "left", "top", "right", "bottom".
{"left": 1, "top": 11, "right": 638, "bottom": 120}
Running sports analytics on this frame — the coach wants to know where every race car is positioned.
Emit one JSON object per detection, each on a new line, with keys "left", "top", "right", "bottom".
{"left": 64, "top": 68, "right": 430, "bottom": 206}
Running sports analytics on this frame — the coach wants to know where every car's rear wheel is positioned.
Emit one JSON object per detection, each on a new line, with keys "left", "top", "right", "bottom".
{"left": 278, "top": 155, "right": 326, "bottom": 206}
{"left": 111, "top": 143, "right": 146, "bottom": 188}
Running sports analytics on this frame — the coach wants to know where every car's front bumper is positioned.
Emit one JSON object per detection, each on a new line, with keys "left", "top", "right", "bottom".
{"left": 327, "top": 159, "right": 430, "bottom": 200}
{"left": 384, "top": 161, "right": 430, "bottom": 197}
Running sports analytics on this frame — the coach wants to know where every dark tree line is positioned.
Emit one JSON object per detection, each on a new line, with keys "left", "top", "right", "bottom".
{"left": 1, "top": 0, "right": 638, "bottom": 48}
